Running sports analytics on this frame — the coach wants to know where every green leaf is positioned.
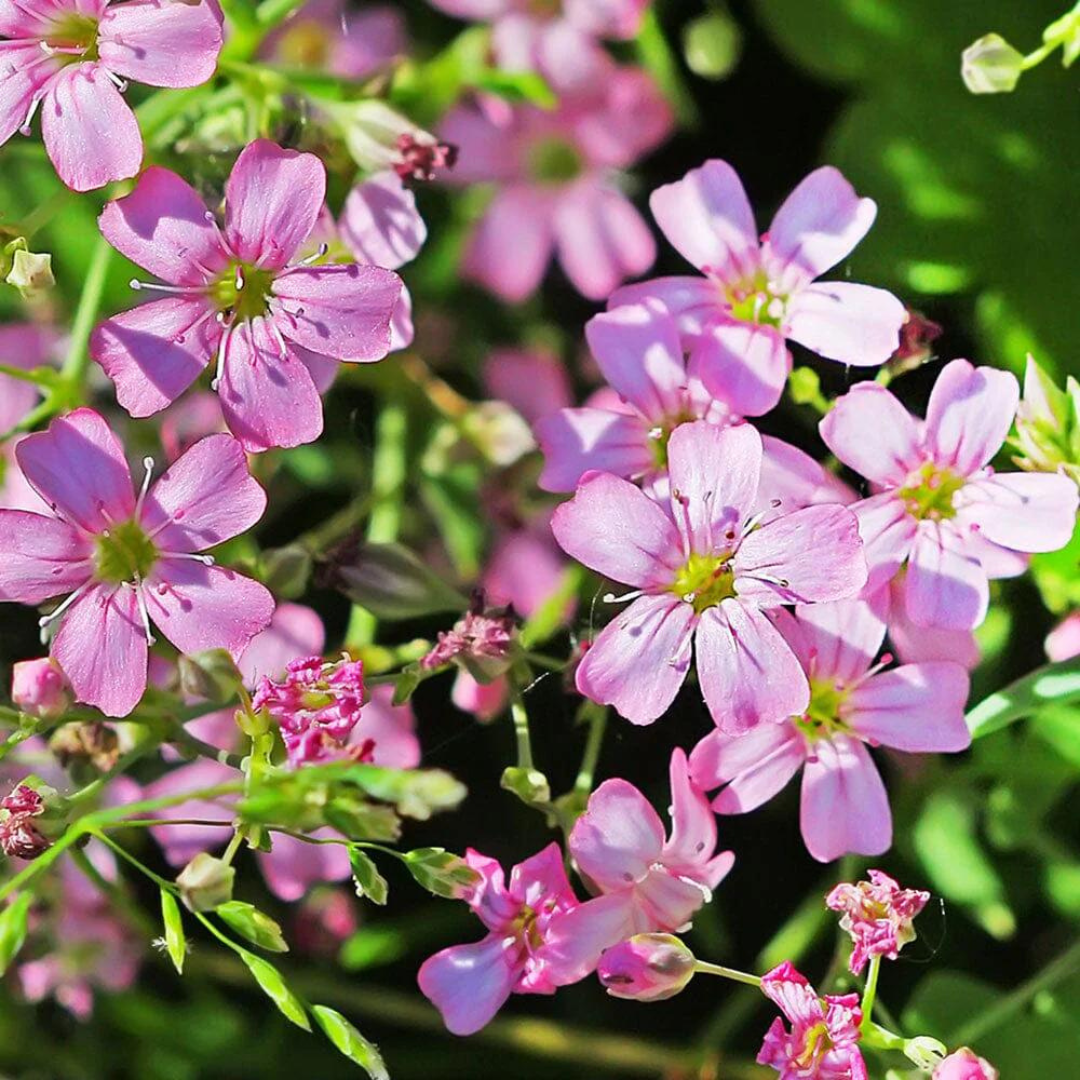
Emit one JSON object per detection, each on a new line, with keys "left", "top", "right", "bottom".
{"left": 216, "top": 901, "right": 288, "bottom": 953}
{"left": 160, "top": 890, "right": 187, "bottom": 974}
{"left": 473, "top": 68, "right": 556, "bottom": 108}
{"left": 403, "top": 847, "right": 480, "bottom": 899}
{"left": 967, "top": 657, "right": 1080, "bottom": 738}
{"left": 0, "top": 892, "right": 32, "bottom": 976}
{"left": 311, "top": 1005, "right": 389, "bottom": 1079}
{"left": 238, "top": 952, "right": 310, "bottom": 1030}
{"left": 683, "top": 8, "right": 743, "bottom": 80}
{"left": 339, "top": 926, "right": 408, "bottom": 972}
{"left": 349, "top": 849, "right": 389, "bottom": 906}
{"left": 500, "top": 766, "right": 551, "bottom": 806}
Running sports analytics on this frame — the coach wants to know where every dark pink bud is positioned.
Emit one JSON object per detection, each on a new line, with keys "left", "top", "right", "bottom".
{"left": 0, "top": 783, "right": 50, "bottom": 860}
{"left": 933, "top": 1048, "right": 998, "bottom": 1080}
{"left": 598, "top": 934, "right": 696, "bottom": 1002}
{"left": 11, "top": 658, "right": 72, "bottom": 720}
{"left": 394, "top": 133, "right": 458, "bottom": 182}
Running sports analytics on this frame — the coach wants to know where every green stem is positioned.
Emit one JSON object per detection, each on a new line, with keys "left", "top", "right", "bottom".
{"left": 694, "top": 961, "right": 763, "bottom": 989}
{"left": 18, "top": 187, "right": 75, "bottom": 239}
{"left": 573, "top": 705, "right": 607, "bottom": 795}
{"left": 59, "top": 234, "right": 113, "bottom": 393}
{"left": 88, "top": 827, "right": 178, "bottom": 891}
{"left": 859, "top": 956, "right": 882, "bottom": 1033}
{"left": 0, "top": 823, "right": 87, "bottom": 902}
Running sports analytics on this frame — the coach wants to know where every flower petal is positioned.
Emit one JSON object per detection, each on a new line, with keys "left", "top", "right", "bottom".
{"left": 851, "top": 493, "right": 916, "bottom": 595}
{"left": 418, "top": 936, "right": 518, "bottom": 1036}
{"left": 272, "top": 264, "right": 401, "bottom": 361}
{"left": 16, "top": 407, "right": 134, "bottom": 533}
{"left": 141, "top": 433, "right": 266, "bottom": 553}
{"left": 509, "top": 842, "right": 575, "bottom": 910}
{"left": 541, "top": 891, "right": 638, "bottom": 986}
{"left": 784, "top": 599, "right": 886, "bottom": 685}
{"left": 662, "top": 747, "right": 720, "bottom": 871}
{"left": 903, "top": 519, "right": 989, "bottom": 630}
{"left": 848, "top": 663, "right": 971, "bottom": 752}
{"left": 238, "top": 601, "right": 325, "bottom": 686}
{"left": 463, "top": 185, "right": 554, "bottom": 302}
{"left": 924, "top": 359, "right": 1019, "bottom": 476}
{"left": 551, "top": 473, "right": 681, "bottom": 587}
{"left": 52, "top": 581, "right": 147, "bottom": 717}
{"left": 764, "top": 166, "right": 877, "bottom": 288}
{"left": 355, "top": 684, "right": 420, "bottom": 769}
{"left": 635, "top": 868, "right": 713, "bottom": 930}
{"left": 41, "top": 64, "right": 141, "bottom": 192}
{"left": 0, "top": 42, "right": 58, "bottom": 145}
{"left": 575, "top": 594, "right": 695, "bottom": 725}
{"left": 225, "top": 140, "right": 325, "bottom": 268}
{"left": 91, "top": 297, "right": 217, "bottom": 417}
{"left": 147, "top": 759, "right": 235, "bottom": 865}
{"left": 819, "top": 382, "right": 923, "bottom": 486}
{"left": 800, "top": 736, "right": 891, "bottom": 862}
{"left": 958, "top": 472, "right": 1079, "bottom": 553}
{"left": 339, "top": 171, "right": 427, "bottom": 270}
{"left": 0, "top": 509, "right": 92, "bottom": 603}
{"left": 257, "top": 830, "right": 351, "bottom": 902}
{"left": 690, "top": 319, "right": 790, "bottom": 417}
{"left": 145, "top": 558, "right": 274, "bottom": 657}
{"left": 785, "top": 282, "right": 904, "bottom": 367}
{"left": 98, "top": 0, "right": 222, "bottom": 88}
{"left": 690, "top": 725, "right": 805, "bottom": 813}
{"left": 609, "top": 276, "right": 723, "bottom": 340}
{"left": 696, "top": 601, "right": 810, "bottom": 734}
{"left": 649, "top": 159, "right": 757, "bottom": 277}
{"left": 537, "top": 407, "right": 652, "bottom": 493}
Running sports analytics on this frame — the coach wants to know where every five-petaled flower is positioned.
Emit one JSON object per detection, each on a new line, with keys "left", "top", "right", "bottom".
{"left": 552, "top": 420, "right": 867, "bottom": 730}
{"left": 90, "top": 139, "right": 403, "bottom": 452}
{"left": 0, "top": 0, "right": 222, "bottom": 191}
{"left": 0, "top": 408, "right": 274, "bottom": 717}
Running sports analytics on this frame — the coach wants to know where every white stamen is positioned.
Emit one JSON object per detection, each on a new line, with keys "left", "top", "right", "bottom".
{"left": 602, "top": 589, "right": 644, "bottom": 604}
{"left": 129, "top": 577, "right": 157, "bottom": 646}
{"left": 161, "top": 552, "right": 215, "bottom": 566}
{"left": 299, "top": 242, "right": 329, "bottom": 266}
{"left": 210, "top": 319, "right": 235, "bottom": 391}
{"left": 134, "top": 456, "right": 155, "bottom": 518}
{"left": 38, "top": 579, "right": 93, "bottom": 635}
{"left": 130, "top": 279, "right": 209, "bottom": 295}
{"left": 103, "top": 68, "right": 128, "bottom": 92}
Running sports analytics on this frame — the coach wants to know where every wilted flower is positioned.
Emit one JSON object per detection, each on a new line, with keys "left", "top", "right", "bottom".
{"left": 826, "top": 869, "right": 930, "bottom": 975}
{"left": 331, "top": 100, "right": 456, "bottom": 179}
{"left": 11, "top": 657, "right": 72, "bottom": 720}
{"left": 176, "top": 852, "right": 236, "bottom": 912}
{"left": 0, "top": 782, "right": 51, "bottom": 859}
{"left": 597, "top": 934, "right": 696, "bottom": 1001}
{"left": 4, "top": 244, "right": 54, "bottom": 299}
{"left": 421, "top": 595, "right": 518, "bottom": 682}
{"left": 933, "top": 1048, "right": 998, "bottom": 1080}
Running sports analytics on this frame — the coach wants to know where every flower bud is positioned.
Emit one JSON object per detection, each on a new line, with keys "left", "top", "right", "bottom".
{"left": 176, "top": 852, "right": 236, "bottom": 912}
{"left": 6, "top": 248, "right": 54, "bottom": 299}
{"left": 421, "top": 592, "right": 518, "bottom": 683}
{"left": 331, "top": 102, "right": 456, "bottom": 180}
{"left": 178, "top": 648, "right": 245, "bottom": 704}
{"left": 933, "top": 1047, "right": 998, "bottom": 1080}
{"left": 11, "top": 658, "right": 72, "bottom": 721}
{"left": 0, "top": 781, "right": 61, "bottom": 860}
{"left": 962, "top": 33, "right": 1025, "bottom": 94}
{"left": 1012, "top": 356, "right": 1080, "bottom": 483}
{"left": 597, "top": 934, "right": 696, "bottom": 1002}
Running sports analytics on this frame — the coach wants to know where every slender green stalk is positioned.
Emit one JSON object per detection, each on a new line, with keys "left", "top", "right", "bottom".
{"left": 59, "top": 235, "right": 113, "bottom": 392}
{"left": 18, "top": 187, "right": 75, "bottom": 238}
{"left": 573, "top": 705, "right": 607, "bottom": 795}
{"left": 859, "top": 956, "right": 882, "bottom": 1033}
{"left": 694, "top": 961, "right": 763, "bottom": 989}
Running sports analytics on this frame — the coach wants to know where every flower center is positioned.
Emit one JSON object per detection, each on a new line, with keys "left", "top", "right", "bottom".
{"left": 793, "top": 678, "right": 851, "bottom": 743}
{"left": 672, "top": 553, "right": 736, "bottom": 614}
{"left": 528, "top": 137, "right": 582, "bottom": 184}
{"left": 94, "top": 519, "right": 159, "bottom": 584}
{"left": 276, "top": 21, "right": 331, "bottom": 67}
{"left": 897, "top": 462, "right": 966, "bottom": 521}
{"left": 210, "top": 262, "right": 276, "bottom": 321}
{"left": 722, "top": 270, "right": 784, "bottom": 329}
{"left": 44, "top": 13, "right": 100, "bottom": 61}
{"left": 796, "top": 1021, "right": 834, "bottom": 1067}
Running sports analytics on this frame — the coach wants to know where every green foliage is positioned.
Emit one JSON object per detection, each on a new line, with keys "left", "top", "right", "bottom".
{"left": 311, "top": 1005, "right": 389, "bottom": 1079}
{"left": 238, "top": 952, "right": 311, "bottom": 1031}
{"left": 216, "top": 901, "right": 289, "bottom": 953}
{"left": 401, "top": 848, "right": 480, "bottom": 899}
{"left": 0, "top": 892, "right": 31, "bottom": 976}
{"left": 160, "top": 889, "right": 188, "bottom": 975}
{"left": 350, "top": 849, "right": 390, "bottom": 906}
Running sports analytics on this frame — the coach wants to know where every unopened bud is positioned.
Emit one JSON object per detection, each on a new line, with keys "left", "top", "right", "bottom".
{"left": 332, "top": 101, "right": 453, "bottom": 179}
{"left": 176, "top": 852, "right": 236, "bottom": 912}
{"left": 6, "top": 248, "right": 54, "bottom": 298}
{"left": 962, "top": 33, "right": 1025, "bottom": 94}
{"left": 597, "top": 934, "right": 696, "bottom": 1002}
{"left": 1012, "top": 356, "right": 1080, "bottom": 484}
{"left": 178, "top": 648, "right": 245, "bottom": 704}
{"left": 261, "top": 544, "right": 313, "bottom": 599}
{"left": 11, "top": 658, "right": 72, "bottom": 720}
{"left": 932, "top": 1047, "right": 998, "bottom": 1080}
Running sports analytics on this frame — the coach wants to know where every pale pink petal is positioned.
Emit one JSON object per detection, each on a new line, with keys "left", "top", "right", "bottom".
{"left": 52, "top": 582, "right": 147, "bottom": 717}
{"left": 734, "top": 504, "right": 867, "bottom": 607}
{"left": 649, "top": 159, "right": 757, "bottom": 277}
{"left": 764, "top": 166, "right": 877, "bottom": 289}
{"left": 785, "top": 282, "right": 904, "bottom": 367}
{"left": 272, "top": 264, "right": 400, "bottom": 361}
{"left": 541, "top": 891, "right": 639, "bottom": 986}
{"left": 509, "top": 842, "right": 575, "bottom": 909}
{"left": 353, "top": 684, "right": 420, "bottom": 769}
{"left": 819, "top": 382, "right": 923, "bottom": 486}
{"left": 437, "top": 101, "right": 521, "bottom": 185}
{"left": 0, "top": 325, "right": 57, "bottom": 432}
{"left": 881, "top": 576, "right": 981, "bottom": 669}
{"left": 238, "top": 602, "right": 325, "bottom": 685}
{"left": 418, "top": 936, "right": 518, "bottom": 1036}
{"left": 0, "top": 43, "right": 59, "bottom": 145}
{"left": 483, "top": 528, "right": 567, "bottom": 619}
{"left": 1047, "top": 613, "right": 1080, "bottom": 663}
{"left": 16, "top": 408, "right": 134, "bottom": 533}
{"left": 785, "top": 599, "right": 886, "bottom": 685}
{"left": 340, "top": 171, "right": 427, "bottom": 270}
{"left": 662, "top": 748, "right": 718, "bottom": 868}
{"left": 695, "top": 601, "right": 809, "bottom": 734}
{"left": 531, "top": 19, "right": 611, "bottom": 92}
{"left": 97, "top": 167, "right": 226, "bottom": 285}
{"left": 451, "top": 671, "right": 508, "bottom": 721}
{"left": 0, "top": 509, "right": 91, "bottom": 602}
{"left": 635, "top": 867, "right": 714, "bottom": 929}
{"left": 848, "top": 663, "right": 970, "bottom": 752}
{"left": 570, "top": 67, "right": 671, "bottom": 167}
{"left": 923, "top": 359, "right": 1019, "bottom": 476}
{"left": 145, "top": 558, "right": 274, "bottom": 657}
{"left": 464, "top": 185, "right": 554, "bottom": 302}
{"left": 141, "top": 433, "right": 266, "bottom": 553}
{"left": 425, "top": 0, "right": 509, "bottom": 18}
{"left": 667, "top": 421, "right": 761, "bottom": 555}
{"left": 483, "top": 348, "right": 573, "bottom": 425}
{"left": 851, "top": 493, "right": 916, "bottom": 595}
{"left": 964, "top": 529, "right": 1029, "bottom": 579}
{"left": 91, "top": 297, "right": 217, "bottom": 417}
{"left": 575, "top": 594, "right": 695, "bottom": 725}
{"left": 551, "top": 473, "right": 681, "bottom": 587}
{"left": 146, "top": 759, "right": 234, "bottom": 864}
{"left": 98, "top": 0, "right": 222, "bottom": 88}
{"left": 609, "top": 276, "right": 723, "bottom": 340}
{"left": 903, "top": 520, "right": 989, "bottom": 630}
{"left": 690, "top": 725, "right": 805, "bottom": 813}
{"left": 218, "top": 318, "right": 324, "bottom": 452}
{"left": 41, "top": 64, "right": 141, "bottom": 192}
{"left": 333, "top": 6, "right": 406, "bottom": 78}
{"left": 800, "top": 736, "right": 891, "bottom": 862}
{"left": 291, "top": 343, "right": 339, "bottom": 394}
{"left": 225, "top": 140, "right": 325, "bottom": 268}
{"left": 258, "top": 829, "right": 350, "bottom": 901}
{"left": 388, "top": 285, "right": 414, "bottom": 351}
{"left": 537, "top": 407, "right": 653, "bottom": 492}
{"left": 957, "top": 472, "right": 1078, "bottom": 553}
{"left": 563, "top": 0, "right": 647, "bottom": 38}
{"left": 691, "top": 319, "right": 790, "bottom": 417}
{"left": 552, "top": 181, "right": 656, "bottom": 301}
{"left": 464, "top": 849, "right": 515, "bottom": 931}
{"left": 584, "top": 300, "right": 687, "bottom": 421}
{"left": 758, "top": 435, "right": 854, "bottom": 517}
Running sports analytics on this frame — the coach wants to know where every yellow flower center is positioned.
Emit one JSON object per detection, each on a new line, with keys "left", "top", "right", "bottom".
{"left": 793, "top": 678, "right": 851, "bottom": 742}
{"left": 94, "top": 519, "right": 159, "bottom": 584}
{"left": 897, "top": 462, "right": 966, "bottom": 521}
{"left": 672, "top": 553, "right": 736, "bottom": 614}
{"left": 210, "top": 262, "right": 276, "bottom": 321}
{"left": 722, "top": 269, "right": 785, "bottom": 329}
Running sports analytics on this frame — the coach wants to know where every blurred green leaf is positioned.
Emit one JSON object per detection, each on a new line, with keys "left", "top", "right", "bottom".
{"left": 968, "top": 656, "right": 1080, "bottom": 738}
{"left": 160, "top": 890, "right": 187, "bottom": 974}
{"left": 311, "top": 1005, "right": 388, "bottom": 1079}
{"left": 350, "top": 849, "right": 389, "bottom": 906}
{"left": 0, "top": 893, "right": 32, "bottom": 976}
{"left": 238, "top": 952, "right": 310, "bottom": 1031}
{"left": 217, "top": 901, "right": 289, "bottom": 953}
{"left": 403, "top": 847, "right": 480, "bottom": 899}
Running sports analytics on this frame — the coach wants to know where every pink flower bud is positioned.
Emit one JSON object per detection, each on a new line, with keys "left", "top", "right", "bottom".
{"left": 421, "top": 592, "right": 518, "bottom": 682}
{"left": 11, "top": 658, "right": 72, "bottom": 720}
{"left": 0, "top": 783, "right": 50, "bottom": 860}
{"left": 597, "top": 934, "right": 696, "bottom": 1002}
{"left": 933, "top": 1048, "right": 998, "bottom": 1080}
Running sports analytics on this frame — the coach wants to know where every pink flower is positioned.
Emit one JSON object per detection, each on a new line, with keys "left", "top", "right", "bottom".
{"left": 0, "top": 323, "right": 59, "bottom": 434}
{"left": 261, "top": 0, "right": 405, "bottom": 79}
{"left": 597, "top": 933, "right": 696, "bottom": 1001}
{"left": 1046, "top": 611, "right": 1080, "bottom": 662}
{"left": 542, "top": 749, "right": 734, "bottom": 984}
{"left": 253, "top": 655, "right": 366, "bottom": 768}
{"left": 418, "top": 843, "right": 580, "bottom": 1035}
{"left": 421, "top": 595, "right": 517, "bottom": 678}
{"left": 483, "top": 347, "right": 574, "bottom": 429}
{"left": 0, "top": 0, "right": 222, "bottom": 191}
{"left": 820, "top": 359, "right": 1079, "bottom": 630}
{"left": 758, "top": 962, "right": 867, "bottom": 1080}
{"left": 691, "top": 599, "right": 970, "bottom": 862}
{"left": 441, "top": 68, "right": 672, "bottom": 302}
{"left": 0, "top": 408, "right": 274, "bottom": 717}
{"left": 427, "top": 0, "right": 649, "bottom": 91}
{"left": 89, "top": 140, "right": 403, "bottom": 452}
{"left": 451, "top": 670, "right": 509, "bottom": 721}
{"left": 551, "top": 420, "right": 867, "bottom": 730}
{"left": 612, "top": 160, "right": 906, "bottom": 416}
{"left": 933, "top": 1048, "right": 998, "bottom": 1080}
{"left": 825, "top": 869, "right": 930, "bottom": 975}
{"left": 11, "top": 657, "right": 72, "bottom": 720}
{"left": 875, "top": 576, "right": 981, "bottom": 670}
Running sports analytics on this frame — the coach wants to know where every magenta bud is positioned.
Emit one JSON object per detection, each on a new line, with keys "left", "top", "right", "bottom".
{"left": 597, "top": 934, "right": 696, "bottom": 1002}
{"left": 11, "top": 658, "right": 72, "bottom": 721}
{"left": 0, "top": 782, "right": 51, "bottom": 860}
{"left": 933, "top": 1048, "right": 998, "bottom": 1080}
